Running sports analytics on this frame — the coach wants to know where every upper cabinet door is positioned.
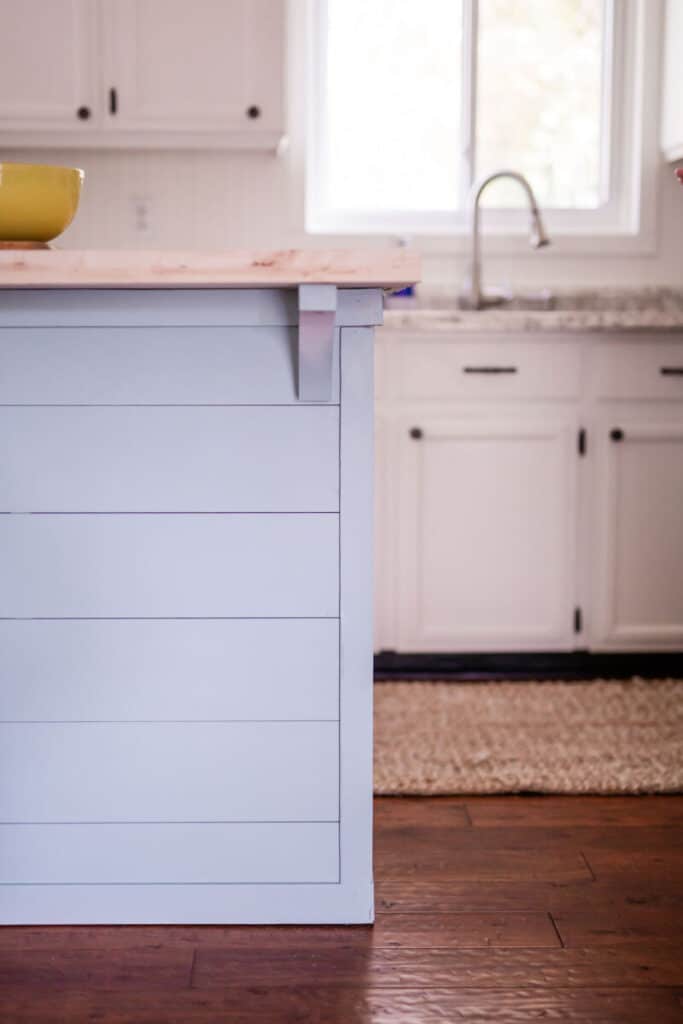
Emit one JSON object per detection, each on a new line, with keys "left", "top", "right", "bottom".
{"left": 662, "top": 0, "right": 683, "bottom": 162}
{"left": 0, "top": 0, "right": 98, "bottom": 131}
{"left": 104, "top": 0, "right": 284, "bottom": 141}
{"left": 592, "top": 421, "right": 683, "bottom": 649}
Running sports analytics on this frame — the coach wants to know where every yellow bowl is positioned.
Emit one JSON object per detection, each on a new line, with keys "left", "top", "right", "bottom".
{"left": 0, "top": 162, "right": 84, "bottom": 244}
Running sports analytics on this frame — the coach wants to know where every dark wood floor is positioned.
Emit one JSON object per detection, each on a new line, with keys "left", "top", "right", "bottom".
{"left": 1, "top": 796, "right": 682, "bottom": 1023}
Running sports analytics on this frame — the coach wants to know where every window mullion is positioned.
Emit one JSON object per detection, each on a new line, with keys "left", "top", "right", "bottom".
{"left": 460, "top": 0, "right": 478, "bottom": 210}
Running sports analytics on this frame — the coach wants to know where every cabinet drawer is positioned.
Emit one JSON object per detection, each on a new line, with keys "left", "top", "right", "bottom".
{"left": 0, "top": 406, "right": 339, "bottom": 512}
{"left": 590, "top": 340, "right": 683, "bottom": 400}
{"left": 0, "top": 619, "right": 339, "bottom": 722}
{"left": 397, "top": 338, "right": 580, "bottom": 400}
{"left": 0, "top": 326, "right": 339, "bottom": 405}
{"left": 0, "top": 721, "right": 338, "bottom": 822}
{"left": 0, "top": 513, "right": 338, "bottom": 618}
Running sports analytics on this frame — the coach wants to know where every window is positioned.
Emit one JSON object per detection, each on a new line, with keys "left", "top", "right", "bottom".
{"left": 307, "top": 0, "right": 652, "bottom": 239}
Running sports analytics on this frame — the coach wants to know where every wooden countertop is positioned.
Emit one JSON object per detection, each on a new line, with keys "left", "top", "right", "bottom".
{"left": 0, "top": 248, "right": 420, "bottom": 289}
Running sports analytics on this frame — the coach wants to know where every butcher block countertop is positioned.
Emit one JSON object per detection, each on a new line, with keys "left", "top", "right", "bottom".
{"left": 0, "top": 248, "right": 420, "bottom": 289}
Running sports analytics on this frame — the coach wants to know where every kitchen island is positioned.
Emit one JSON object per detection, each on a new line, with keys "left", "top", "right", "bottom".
{"left": 0, "top": 248, "right": 418, "bottom": 925}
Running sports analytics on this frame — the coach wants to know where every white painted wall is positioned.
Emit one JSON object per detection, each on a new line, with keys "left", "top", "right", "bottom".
{"left": 10, "top": 3, "right": 683, "bottom": 290}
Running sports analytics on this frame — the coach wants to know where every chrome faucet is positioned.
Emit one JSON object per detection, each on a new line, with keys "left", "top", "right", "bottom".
{"left": 459, "top": 170, "right": 550, "bottom": 310}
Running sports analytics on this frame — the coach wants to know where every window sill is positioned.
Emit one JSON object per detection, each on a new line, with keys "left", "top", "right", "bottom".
{"left": 303, "top": 225, "right": 657, "bottom": 258}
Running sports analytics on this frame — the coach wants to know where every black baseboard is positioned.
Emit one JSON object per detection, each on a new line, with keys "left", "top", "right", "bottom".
{"left": 373, "top": 649, "right": 683, "bottom": 681}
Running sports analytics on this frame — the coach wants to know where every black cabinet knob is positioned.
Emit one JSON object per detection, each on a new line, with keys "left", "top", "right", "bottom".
{"left": 409, "top": 427, "right": 423, "bottom": 440}
{"left": 77, "top": 106, "right": 91, "bottom": 120}
{"left": 610, "top": 428, "right": 624, "bottom": 442}
{"left": 246, "top": 105, "right": 261, "bottom": 119}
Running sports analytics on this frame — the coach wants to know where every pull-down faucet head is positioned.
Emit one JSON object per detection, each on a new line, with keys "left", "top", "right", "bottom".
{"left": 529, "top": 205, "right": 550, "bottom": 249}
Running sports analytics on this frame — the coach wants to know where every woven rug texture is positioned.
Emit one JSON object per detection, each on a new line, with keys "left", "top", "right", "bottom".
{"left": 374, "top": 678, "right": 683, "bottom": 794}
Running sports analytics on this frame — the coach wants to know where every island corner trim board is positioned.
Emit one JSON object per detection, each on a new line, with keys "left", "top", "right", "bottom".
{"left": 0, "top": 252, "right": 418, "bottom": 925}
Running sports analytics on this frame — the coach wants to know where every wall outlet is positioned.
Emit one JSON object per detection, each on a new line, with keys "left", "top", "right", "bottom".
{"left": 131, "top": 197, "right": 152, "bottom": 234}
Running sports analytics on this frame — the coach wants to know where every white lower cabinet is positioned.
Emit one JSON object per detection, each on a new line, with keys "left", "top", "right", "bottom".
{"left": 592, "top": 419, "right": 683, "bottom": 649}
{"left": 376, "top": 330, "right": 683, "bottom": 653}
{"left": 395, "top": 414, "right": 578, "bottom": 651}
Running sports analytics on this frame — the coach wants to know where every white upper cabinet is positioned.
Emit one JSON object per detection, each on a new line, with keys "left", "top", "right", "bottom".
{"left": 0, "top": 0, "right": 99, "bottom": 131}
{"left": 661, "top": 0, "right": 683, "bottom": 161}
{"left": 104, "top": 0, "right": 284, "bottom": 143}
{"left": 0, "top": 0, "right": 285, "bottom": 149}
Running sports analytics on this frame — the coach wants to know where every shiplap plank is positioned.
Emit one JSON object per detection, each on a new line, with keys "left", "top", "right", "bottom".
{"left": 0, "top": 618, "right": 338, "bottom": 722}
{"left": 0, "top": 406, "right": 339, "bottom": 512}
{"left": 0, "top": 721, "right": 338, "bottom": 822}
{"left": 0, "top": 513, "right": 338, "bottom": 618}
{"left": 0, "top": 822, "right": 339, "bottom": 884}
{"left": 0, "top": 326, "right": 339, "bottom": 405}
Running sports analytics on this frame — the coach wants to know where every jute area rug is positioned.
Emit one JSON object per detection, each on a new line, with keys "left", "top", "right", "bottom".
{"left": 374, "top": 678, "right": 683, "bottom": 795}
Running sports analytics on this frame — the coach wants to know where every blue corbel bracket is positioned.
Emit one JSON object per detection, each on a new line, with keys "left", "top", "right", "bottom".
{"left": 297, "top": 284, "right": 337, "bottom": 402}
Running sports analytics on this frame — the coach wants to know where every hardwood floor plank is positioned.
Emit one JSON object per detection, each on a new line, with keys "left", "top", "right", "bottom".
{"left": 553, "top": 910, "right": 683, "bottom": 947}
{"left": 374, "top": 797, "right": 471, "bottom": 828}
{"left": 0, "top": 913, "right": 555, "bottom": 955}
{"left": 2, "top": 987, "right": 682, "bottom": 1024}
{"left": 376, "top": 878, "right": 683, "bottom": 914}
{"left": 465, "top": 796, "right": 683, "bottom": 828}
{"left": 582, "top": 848, "right": 683, "bottom": 883}
{"left": 191, "top": 944, "right": 683, "bottom": 989}
{"left": 374, "top": 827, "right": 593, "bottom": 882}
{"left": 373, "top": 912, "right": 560, "bottom": 949}
{"left": 0, "top": 946, "right": 194, "bottom": 991}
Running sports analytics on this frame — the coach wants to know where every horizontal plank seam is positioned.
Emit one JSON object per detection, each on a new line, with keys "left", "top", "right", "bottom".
{"left": 1, "top": 724, "right": 340, "bottom": 729}
{"left": 0, "top": 404, "right": 341, "bottom": 408}
{"left": 0, "top": 820, "right": 341, "bottom": 825}
{"left": 0, "top": 881, "right": 344, "bottom": 888}
{"left": 0, "top": 616, "right": 341, "bottom": 621}
{"left": 0, "top": 511, "right": 341, "bottom": 516}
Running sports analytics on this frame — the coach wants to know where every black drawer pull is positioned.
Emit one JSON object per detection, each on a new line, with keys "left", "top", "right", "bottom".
{"left": 409, "top": 426, "right": 423, "bottom": 440}
{"left": 610, "top": 428, "right": 624, "bottom": 442}
{"left": 660, "top": 367, "right": 683, "bottom": 376}
{"left": 463, "top": 366, "right": 518, "bottom": 375}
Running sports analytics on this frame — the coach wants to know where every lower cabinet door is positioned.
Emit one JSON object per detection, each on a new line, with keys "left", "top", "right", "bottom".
{"left": 396, "top": 415, "right": 579, "bottom": 651}
{"left": 592, "top": 420, "right": 683, "bottom": 648}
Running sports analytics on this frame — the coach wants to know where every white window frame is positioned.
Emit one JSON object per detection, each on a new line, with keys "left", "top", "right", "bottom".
{"left": 304, "top": 0, "right": 662, "bottom": 254}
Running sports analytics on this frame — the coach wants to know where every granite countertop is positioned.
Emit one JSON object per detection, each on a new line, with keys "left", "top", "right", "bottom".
{"left": 0, "top": 248, "right": 420, "bottom": 290}
{"left": 383, "top": 288, "right": 683, "bottom": 333}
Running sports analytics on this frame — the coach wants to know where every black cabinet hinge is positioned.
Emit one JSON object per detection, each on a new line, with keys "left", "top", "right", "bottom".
{"left": 574, "top": 607, "right": 583, "bottom": 633}
{"left": 578, "top": 428, "right": 587, "bottom": 456}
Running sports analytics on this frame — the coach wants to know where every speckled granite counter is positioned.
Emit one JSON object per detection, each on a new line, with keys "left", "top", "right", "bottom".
{"left": 384, "top": 288, "right": 683, "bottom": 333}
